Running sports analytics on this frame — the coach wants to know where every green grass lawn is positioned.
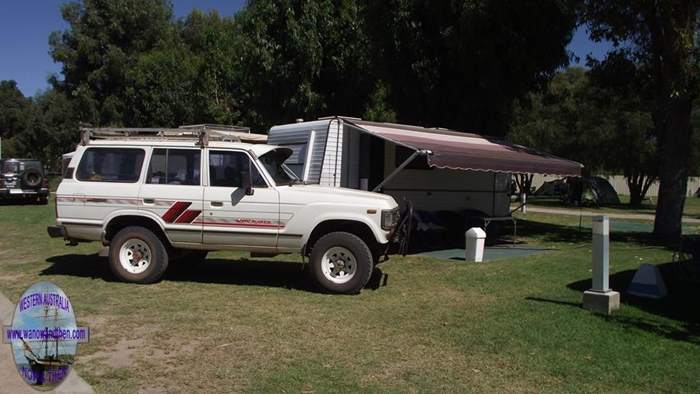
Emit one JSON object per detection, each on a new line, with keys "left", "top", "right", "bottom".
{"left": 0, "top": 201, "right": 699, "bottom": 393}
{"left": 522, "top": 195, "right": 700, "bottom": 218}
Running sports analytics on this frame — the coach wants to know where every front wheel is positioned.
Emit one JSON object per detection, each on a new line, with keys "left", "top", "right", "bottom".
{"left": 309, "top": 232, "right": 374, "bottom": 294}
{"left": 109, "top": 226, "right": 169, "bottom": 284}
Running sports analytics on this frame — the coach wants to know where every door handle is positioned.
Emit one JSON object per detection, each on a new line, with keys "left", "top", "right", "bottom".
{"left": 143, "top": 198, "right": 155, "bottom": 204}
{"left": 211, "top": 201, "right": 223, "bottom": 207}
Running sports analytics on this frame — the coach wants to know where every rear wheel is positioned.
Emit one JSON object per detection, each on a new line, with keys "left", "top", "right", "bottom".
{"left": 309, "top": 232, "right": 373, "bottom": 294}
{"left": 109, "top": 226, "right": 169, "bottom": 284}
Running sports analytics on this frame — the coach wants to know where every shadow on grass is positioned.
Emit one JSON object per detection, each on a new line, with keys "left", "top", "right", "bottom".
{"left": 41, "top": 253, "right": 387, "bottom": 293}
{"left": 529, "top": 261, "right": 700, "bottom": 345}
{"left": 527, "top": 197, "right": 656, "bottom": 213}
{"left": 516, "top": 218, "right": 664, "bottom": 247}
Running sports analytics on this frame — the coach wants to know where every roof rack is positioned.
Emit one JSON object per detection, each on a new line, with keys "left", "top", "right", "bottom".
{"left": 79, "top": 124, "right": 267, "bottom": 146}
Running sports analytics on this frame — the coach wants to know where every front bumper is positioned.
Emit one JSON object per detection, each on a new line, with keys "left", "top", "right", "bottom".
{"left": 47, "top": 225, "right": 66, "bottom": 238}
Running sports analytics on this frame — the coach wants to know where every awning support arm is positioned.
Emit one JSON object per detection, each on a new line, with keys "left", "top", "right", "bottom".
{"left": 372, "top": 149, "right": 429, "bottom": 192}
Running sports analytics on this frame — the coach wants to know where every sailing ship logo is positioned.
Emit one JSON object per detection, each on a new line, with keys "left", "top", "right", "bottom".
{"left": 2, "top": 282, "right": 89, "bottom": 390}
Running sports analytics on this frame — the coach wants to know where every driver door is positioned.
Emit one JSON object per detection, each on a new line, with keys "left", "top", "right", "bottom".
{"left": 202, "top": 149, "right": 280, "bottom": 250}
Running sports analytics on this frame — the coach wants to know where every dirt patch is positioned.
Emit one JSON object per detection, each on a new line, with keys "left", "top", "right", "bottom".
{"left": 82, "top": 335, "right": 146, "bottom": 369}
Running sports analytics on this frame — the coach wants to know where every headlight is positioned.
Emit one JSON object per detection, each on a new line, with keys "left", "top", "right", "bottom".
{"left": 381, "top": 207, "right": 400, "bottom": 230}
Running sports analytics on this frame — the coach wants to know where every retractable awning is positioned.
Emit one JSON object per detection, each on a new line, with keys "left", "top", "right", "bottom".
{"left": 342, "top": 118, "right": 583, "bottom": 176}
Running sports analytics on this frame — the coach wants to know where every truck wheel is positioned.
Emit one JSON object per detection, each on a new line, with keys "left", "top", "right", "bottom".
{"left": 109, "top": 226, "right": 169, "bottom": 284}
{"left": 309, "top": 232, "right": 373, "bottom": 294}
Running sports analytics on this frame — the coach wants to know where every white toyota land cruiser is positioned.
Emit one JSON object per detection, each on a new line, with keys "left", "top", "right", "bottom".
{"left": 47, "top": 127, "right": 400, "bottom": 294}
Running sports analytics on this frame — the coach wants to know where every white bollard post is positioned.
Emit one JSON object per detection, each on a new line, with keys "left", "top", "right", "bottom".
{"left": 583, "top": 216, "right": 620, "bottom": 314}
{"left": 521, "top": 193, "right": 527, "bottom": 213}
{"left": 465, "top": 227, "right": 486, "bottom": 262}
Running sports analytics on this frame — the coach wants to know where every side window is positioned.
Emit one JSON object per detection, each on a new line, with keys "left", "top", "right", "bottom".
{"left": 209, "top": 151, "right": 266, "bottom": 188}
{"left": 76, "top": 148, "right": 145, "bottom": 183}
{"left": 279, "top": 143, "right": 307, "bottom": 178}
{"left": 147, "top": 149, "right": 201, "bottom": 185}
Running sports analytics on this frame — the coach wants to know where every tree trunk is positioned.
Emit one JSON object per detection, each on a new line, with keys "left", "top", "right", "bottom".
{"left": 626, "top": 173, "right": 656, "bottom": 206}
{"left": 627, "top": 174, "right": 643, "bottom": 206}
{"left": 515, "top": 173, "right": 533, "bottom": 196}
{"left": 653, "top": 97, "right": 692, "bottom": 240}
{"left": 646, "top": 2, "right": 697, "bottom": 241}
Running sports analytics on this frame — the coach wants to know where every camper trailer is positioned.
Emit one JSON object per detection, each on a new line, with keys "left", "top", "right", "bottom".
{"left": 267, "top": 116, "right": 582, "bottom": 223}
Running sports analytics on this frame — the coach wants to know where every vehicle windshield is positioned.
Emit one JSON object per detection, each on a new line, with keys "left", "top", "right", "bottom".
{"left": 258, "top": 149, "right": 299, "bottom": 186}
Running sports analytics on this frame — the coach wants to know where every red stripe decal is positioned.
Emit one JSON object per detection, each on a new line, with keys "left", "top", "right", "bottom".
{"left": 195, "top": 221, "right": 283, "bottom": 228}
{"left": 174, "top": 210, "right": 201, "bottom": 224}
{"left": 162, "top": 201, "right": 192, "bottom": 223}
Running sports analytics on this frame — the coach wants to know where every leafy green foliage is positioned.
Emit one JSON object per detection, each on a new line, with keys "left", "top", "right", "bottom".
{"left": 365, "top": 0, "right": 578, "bottom": 136}
{"left": 20, "top": 90, "right": 80, "bottom": 166}
{"left": 49, "top": 0, "right": 175, "bottom": 125}
{"left": 581, "top": 1, "right": 700, "bottom": 238}
{"left": 0, "top": 81, "right": 31, "bottom": 141}
{"left": 510, "top": 67, "right": 658, "bottom": 205}
{"left": 232, "top": 0, "right": 375, "bottom": 130}
{"left": 4, "top": 0, "right": 583, "bottom": 169}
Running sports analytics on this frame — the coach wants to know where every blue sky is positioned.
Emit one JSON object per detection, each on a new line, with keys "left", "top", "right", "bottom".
{"left": 0, "top": 1, "right": 613, "bottom": 97}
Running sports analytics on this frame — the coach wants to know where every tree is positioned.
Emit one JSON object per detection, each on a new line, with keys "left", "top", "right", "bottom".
{"left": 177, "top": 10, "right": 241, "bottom": 125}
{"left": 509, "top": 67, "right": 658, "bottom": 206}
{"left": 231, "top": 0, "right": 376, "bottom": 131}
{"left": 18, "top": 90, "right": 80, "bottom": 167}
{"left": 364, "top": 0, "right": 579, "bottom": 136}
{"left": 510, "top": 68, "right": 605, "bottom": 169}
{"left": 363, "top": 80, "right": 397, "bottom": 122}
{"left": 587, "top": 53, "right": 658, "bottom": 206}
{"left": 582, "top": 1, "right": 700, "bottom": 239}
{"left": 0, "top": 81, "right": 31, "bottom": 157}
{"left": 123, "top": 43, "right": 200, "bottom": 126}
{"left": 49, "top": 0, "right": 175, "bottom": 126}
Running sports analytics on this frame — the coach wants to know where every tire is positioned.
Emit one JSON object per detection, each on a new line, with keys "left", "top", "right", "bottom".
{"left": 309, "top": 232, "right": 374, "bottom": 294}
{"left": 21, "top": 169, "right": 42, "bottom": 188}
{"left": 109, "top": 226, "right": 169, "bottom": 284}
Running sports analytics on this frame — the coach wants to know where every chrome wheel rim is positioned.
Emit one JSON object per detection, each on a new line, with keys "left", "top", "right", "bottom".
{"left": 321, "top": 246, "right": 356, "bottom": 284}
{"left": 119, "top": 238, "right": 151, "bottom": 274}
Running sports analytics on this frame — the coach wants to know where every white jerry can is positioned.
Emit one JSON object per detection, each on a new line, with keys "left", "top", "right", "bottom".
{"left": 465, "top": 227, "right": 486, "bottom": 262}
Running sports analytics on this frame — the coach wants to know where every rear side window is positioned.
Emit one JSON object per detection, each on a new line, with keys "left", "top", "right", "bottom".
{"left": 76, "top": 148, "right": 145, "bottom": 183}
{"left": 147, "top": 149, "right": 201, "bottom": 186}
